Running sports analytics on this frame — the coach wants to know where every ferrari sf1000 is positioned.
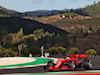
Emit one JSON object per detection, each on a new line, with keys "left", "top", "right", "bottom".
{"left": 46, "top": 54, "right": 92, "bottom": 71}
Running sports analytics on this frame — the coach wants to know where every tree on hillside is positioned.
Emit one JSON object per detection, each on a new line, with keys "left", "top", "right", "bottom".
{"left": 21, "top": 48, "right": 29, "bottom": 56}
{"left": 60, "top": 34, "right": 69, "bottom": 47}
{"left": 25, "top": 37, "right": 35, "bottom": 48}
{"left": 29, "top": 46, "right": 41, "bottom": 55}
{"left": 70, "top": 9, "right": 74, "bottom": 12}
{"left": 44, "top": 31, "right": 55, "bottom": 37}
{"left": 17, "top": 28, "right": 24, "bottom": 37}
{"left": 3, "top": 42, "right": 13, "bottom": 48}
{"left": 20, "top": 34, "right": 35, "bottom": 42}
{"left": 0, "top": 48, "right": 18, "bottom": 57}
{"left": 73, "top": 35, "right": 76, "bottom": 46}
{"left": 46, "top": 47, "right": 58, "bottom": 55}
{"left": 48, "top": 35, "right": 57, "bottom": 47}
{"left": 81, "top": 28, "right": 83, "bottom": 33}
{"left": 94, "top": 1, "right": 96, "bottom": 4}
{"left": 97, "top": 29, "right": 99, "bottom": 35}
{"left": 89, "top": 26, "right": 93, "bottom": 31}
{"left": 1, "top": 30, "right": 8, "bottom": 37}
{"left": 33, "top": 28, "right": 44, "bottom": 38}
{"left": 5, "top": 33, "right": 20, "bottom": 43}
{"left": 44, "top": 31, "right": 50, "bottom": 37}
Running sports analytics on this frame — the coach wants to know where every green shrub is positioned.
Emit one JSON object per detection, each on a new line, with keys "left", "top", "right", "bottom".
{"left": 0, "top": 48, "right": 18, "bottom": 57}
{"left": 85, "top": 49, "right": 97, "bottom": 56}
{"left": 57, "top": 47, "right": 66, "bottom": 55}
{"left": 67, "top": 47, "right": 79, "bottom": 54}
{"left": 46, "top": 47, "right": 58, "bottom": 54}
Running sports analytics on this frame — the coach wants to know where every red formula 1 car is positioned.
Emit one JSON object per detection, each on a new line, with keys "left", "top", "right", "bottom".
{"left": 46, "top": 54, "right": 92, "bottom": 71}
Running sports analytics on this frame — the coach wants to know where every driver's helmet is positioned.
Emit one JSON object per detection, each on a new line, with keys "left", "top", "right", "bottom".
{"left": 66, "top": 57, "right": 70, "bottom": 60}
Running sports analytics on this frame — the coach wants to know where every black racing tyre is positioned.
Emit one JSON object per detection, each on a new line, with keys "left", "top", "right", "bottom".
{"left": 79, "top": 63, "right": 83, "bottom": 68}
{"left": 47, "top": 61, "right": 54, "bottom": 67}
{"left": 68, "top": 61, "right": 76, "bottom": 70}
{"left": 47, "top": 61, "right": 54, "bottom": 71}
{"left": 44, "top": 66, "right": 47, "bottom": 69}
{"left": 83, "top": 60, "right": 92, "bottom": 70}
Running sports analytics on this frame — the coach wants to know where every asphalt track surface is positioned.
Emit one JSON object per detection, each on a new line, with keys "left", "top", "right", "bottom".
{"left": 0, "top": 57, "right": 100, "bottom": 74}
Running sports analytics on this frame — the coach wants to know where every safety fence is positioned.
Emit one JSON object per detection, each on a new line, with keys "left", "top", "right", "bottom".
{"left": 0, "top": 54, "right": 100, "bottom": 58}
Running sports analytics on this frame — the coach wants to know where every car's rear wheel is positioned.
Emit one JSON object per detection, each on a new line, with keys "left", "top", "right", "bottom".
{"left": 79, "top": 63, "right": 83, "bottom": 68}
{"left": 83, "top": 60, "right": 92, "bottom": 70}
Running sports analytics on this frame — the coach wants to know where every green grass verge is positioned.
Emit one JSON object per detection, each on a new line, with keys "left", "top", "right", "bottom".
{"left": 0, "top": 57, "right": 53, "bottom": 68}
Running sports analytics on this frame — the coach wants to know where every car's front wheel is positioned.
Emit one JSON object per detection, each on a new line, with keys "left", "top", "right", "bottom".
{"left": 47, "top": 61, "right": 54, "bottom": 67}
{"left": 47, "top": 61, "right": 54, "bottom": 71}
{"left": 68, "top": 61, "right": 76, "bottom": 70}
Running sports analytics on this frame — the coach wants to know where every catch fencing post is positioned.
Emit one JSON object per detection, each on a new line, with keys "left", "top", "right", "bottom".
{"left": 41, "top": 45, "right": 44, "bottom": 57}
{"left": 18, "top": 45, "right": 22, "bottom": 57}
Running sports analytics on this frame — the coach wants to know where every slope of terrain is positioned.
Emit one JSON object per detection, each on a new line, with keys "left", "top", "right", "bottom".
{"left": 0, "top": 6, "right": 22, "bottom": 17}
{"left": 24, "top": 10, "right": 60, "bottom": 16}
{"left": 68, "top": 33, "right": 100, "bottom": 55}
{"left": 74, "top": 2, "right": 100, "bottom": 17}
{"left": 50, "top": 17, "right": 100, "bottom": 33}
{"left": 84, "top": 2, "right": 100, "bottom": 17}
{"left": 1, "top": 3, "right": 100, "bottom": 55}
{"left": 0, "top": 17, "right": 68, "bottom": 35}
{"left": 33, "top": 14, "right": 63, "bottom": 24}
{"left": 31, "top": 12, "right": 91, "bottom": 24}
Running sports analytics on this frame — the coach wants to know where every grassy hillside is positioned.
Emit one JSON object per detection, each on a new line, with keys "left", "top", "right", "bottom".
{"left": 50, "top": 17, "right": 100, "bottom": 33}
{"left": 30, "top": 12, "right": 91, "bottom": 24}
{"left": 74, "top": 2, "right": 100, "bottom": 17}
{"left": 83, "top": 2, "right": 100, "bottom": 17}
{"left": 0, "top": 17, "right": 68, "bottom": 35}
{"left": 0, "top": 6, "right": 22, "bottom": 17}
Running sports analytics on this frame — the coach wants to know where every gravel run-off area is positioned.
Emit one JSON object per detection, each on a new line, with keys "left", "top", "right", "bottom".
{"left": 0, "top": 57, "right": 36, "bottom": 66}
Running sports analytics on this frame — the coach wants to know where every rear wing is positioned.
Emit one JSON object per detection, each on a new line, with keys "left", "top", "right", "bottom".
{"left": 68, "top": 54, "right": 88, "bottom": 59}
{"left": 75, "top": 54, "right": 88, "bottom": 59}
